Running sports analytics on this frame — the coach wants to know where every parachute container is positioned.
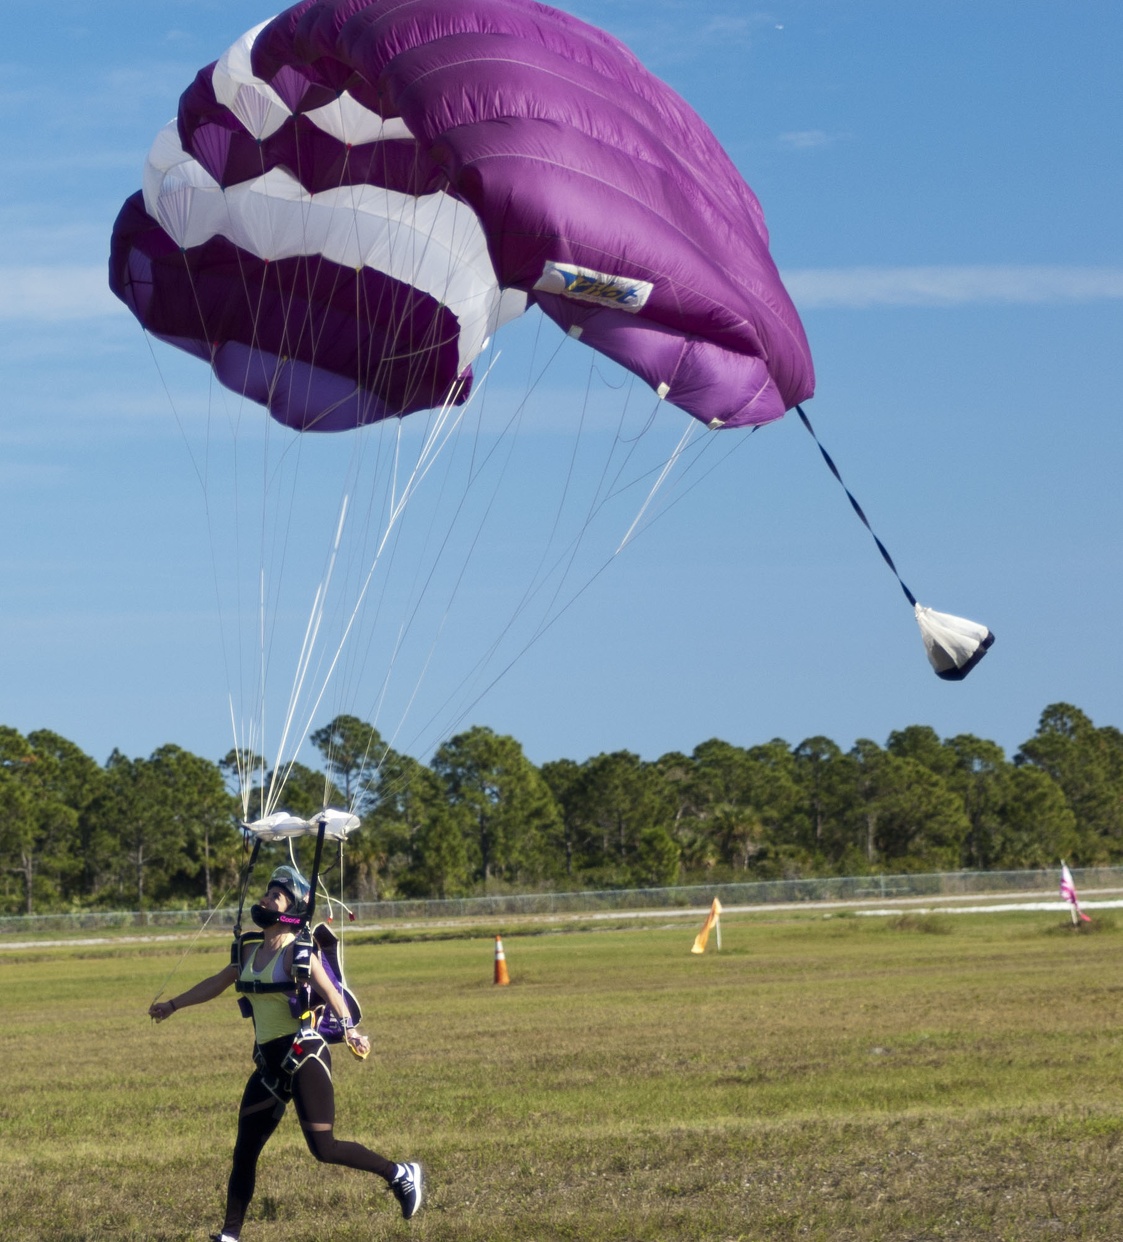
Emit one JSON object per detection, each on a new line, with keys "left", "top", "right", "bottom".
{"left": 302, "top": 921, "right": 364, "bottom": 1041}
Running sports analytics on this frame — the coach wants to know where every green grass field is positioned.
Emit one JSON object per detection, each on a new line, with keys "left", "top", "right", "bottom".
{"left": 3, "top": 910, "right": 1122, "bottom": 1241}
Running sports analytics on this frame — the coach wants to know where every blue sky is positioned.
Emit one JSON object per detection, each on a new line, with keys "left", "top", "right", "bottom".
{"left": 2, "top": 0, "right": 1120, "bottom": 776}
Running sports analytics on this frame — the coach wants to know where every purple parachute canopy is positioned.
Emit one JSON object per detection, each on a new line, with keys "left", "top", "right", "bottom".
{"left": 109, "top": 0, "right": 814, "bottom": 432}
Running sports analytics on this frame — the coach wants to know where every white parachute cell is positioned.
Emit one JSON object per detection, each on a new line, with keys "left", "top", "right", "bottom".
{"left": 140, "top": 123, "right": 522, "bottom": 377}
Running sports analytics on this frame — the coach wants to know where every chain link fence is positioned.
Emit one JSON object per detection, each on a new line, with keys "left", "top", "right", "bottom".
{"left": 4, "top": 865, "right": 1122, "bottom": 937}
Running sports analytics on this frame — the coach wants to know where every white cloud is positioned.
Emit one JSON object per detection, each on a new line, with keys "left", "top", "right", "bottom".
{"left": 781, "top": 265, "right": 1123, "bottom": 308}
{"left": 778, "top": 130, "right": 841, "bottom": 150}
{"left": 699, "top": 14, "right": 763, "bottom": 43}
{"left": 0, "top": 266, "right": 121, "bottom": 320}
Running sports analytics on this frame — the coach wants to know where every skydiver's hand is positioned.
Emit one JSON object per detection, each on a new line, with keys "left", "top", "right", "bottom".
{"left": 346, "top": 1029, "right": 371, "bottom": 1059}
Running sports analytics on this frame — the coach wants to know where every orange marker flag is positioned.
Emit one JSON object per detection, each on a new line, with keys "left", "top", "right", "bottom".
{"left": 691, "top": 898, "right": 723, "bottom": 954}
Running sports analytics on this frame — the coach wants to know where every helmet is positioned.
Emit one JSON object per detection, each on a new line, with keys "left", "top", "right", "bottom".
{"left": 267, "top": 864, "right": 311, "bottom": 914}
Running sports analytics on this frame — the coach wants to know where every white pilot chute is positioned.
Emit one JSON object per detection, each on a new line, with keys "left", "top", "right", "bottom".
{"left": 796, "top": 405, "right": 994, "bottom": 680}
{"left": 914, "top": 604, "right": 995, "bottom": 681}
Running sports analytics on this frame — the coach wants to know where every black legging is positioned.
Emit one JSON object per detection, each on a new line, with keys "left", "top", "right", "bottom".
{"left": 221, "top": 1036, "right": 396, "bottom": 1239}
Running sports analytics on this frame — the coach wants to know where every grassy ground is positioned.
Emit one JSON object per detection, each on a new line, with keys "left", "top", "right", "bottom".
{"left": 2, "top": 910, "right": 1122, "bottom": 1241}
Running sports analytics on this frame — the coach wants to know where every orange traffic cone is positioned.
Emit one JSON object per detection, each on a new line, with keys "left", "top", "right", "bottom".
{"left": 493, "top": 935, "right": 510, "bottom": 986}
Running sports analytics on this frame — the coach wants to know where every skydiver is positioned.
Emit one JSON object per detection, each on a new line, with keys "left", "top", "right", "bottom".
{"left": 148, "top": 865, "right": 422, "bottom": 1238}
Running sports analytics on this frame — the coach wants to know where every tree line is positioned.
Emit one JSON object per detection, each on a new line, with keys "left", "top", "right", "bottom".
{"left": 1, "top": 702, "right": 1121, "bottom": 916}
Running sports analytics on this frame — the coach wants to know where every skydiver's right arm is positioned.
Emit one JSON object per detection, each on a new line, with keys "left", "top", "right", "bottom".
{"left": 148, "top": 963, "right": 238, "bottom": 1022}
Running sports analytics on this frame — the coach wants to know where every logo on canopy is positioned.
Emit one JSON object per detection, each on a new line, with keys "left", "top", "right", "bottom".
{"left": 534, "top": 261, "right": 653, "bottom": 313}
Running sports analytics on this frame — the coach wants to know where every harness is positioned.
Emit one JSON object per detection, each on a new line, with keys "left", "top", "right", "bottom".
{"left": 230, "top": 812, "right": 365, "bottom": 1080}
{"left": 233, "top": 925, "right": 363, "bottom": 1034}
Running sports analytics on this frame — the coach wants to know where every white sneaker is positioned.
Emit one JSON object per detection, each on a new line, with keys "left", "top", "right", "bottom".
{"left": 389, "top": 1161, "right": 423, "bottom": 1219}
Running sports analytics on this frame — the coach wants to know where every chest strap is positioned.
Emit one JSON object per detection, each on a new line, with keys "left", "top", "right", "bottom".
{"left": 235, "top": 978, "right": 294, "bottom": 995}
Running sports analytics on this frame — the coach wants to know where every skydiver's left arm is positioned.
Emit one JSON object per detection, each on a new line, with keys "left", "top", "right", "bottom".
{"left": 308, "top": 954, "right": 370, "bottom": 1057}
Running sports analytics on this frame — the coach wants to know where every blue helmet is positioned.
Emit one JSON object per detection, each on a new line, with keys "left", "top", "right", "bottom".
{"left": 268, "top": 864, "right": 311, "bottom": 914}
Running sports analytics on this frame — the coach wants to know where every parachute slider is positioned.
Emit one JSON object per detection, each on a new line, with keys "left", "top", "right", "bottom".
{"left": 241, "top": 808, "right": 361, "bottom": 842}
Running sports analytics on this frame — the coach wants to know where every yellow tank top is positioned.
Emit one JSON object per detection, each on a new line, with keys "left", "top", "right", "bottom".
{"left": 240, "top": 940, "right": 300, "bottom": 1044}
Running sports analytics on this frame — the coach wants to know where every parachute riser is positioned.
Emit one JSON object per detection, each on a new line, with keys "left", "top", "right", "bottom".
{"left": 291, "top": 815, "right": 330, "bottom": 998}
{"left": 303, "top": 816, "right": 329, "bottom": 929}
{"left": 231, "top": 836, "right": 263, "bottom": 969}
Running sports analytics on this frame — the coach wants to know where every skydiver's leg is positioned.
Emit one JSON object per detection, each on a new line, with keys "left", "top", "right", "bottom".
{"left": 219, "top": 1070, "right": 286, "bottom": 1240}
{"left": 291, "top": 1051, "right": 397, "bottom": 1180}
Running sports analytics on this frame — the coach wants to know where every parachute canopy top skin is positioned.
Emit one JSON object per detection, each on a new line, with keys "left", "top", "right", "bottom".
{"left": 109, "top": 0, "right": 815, "bottom": 433}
